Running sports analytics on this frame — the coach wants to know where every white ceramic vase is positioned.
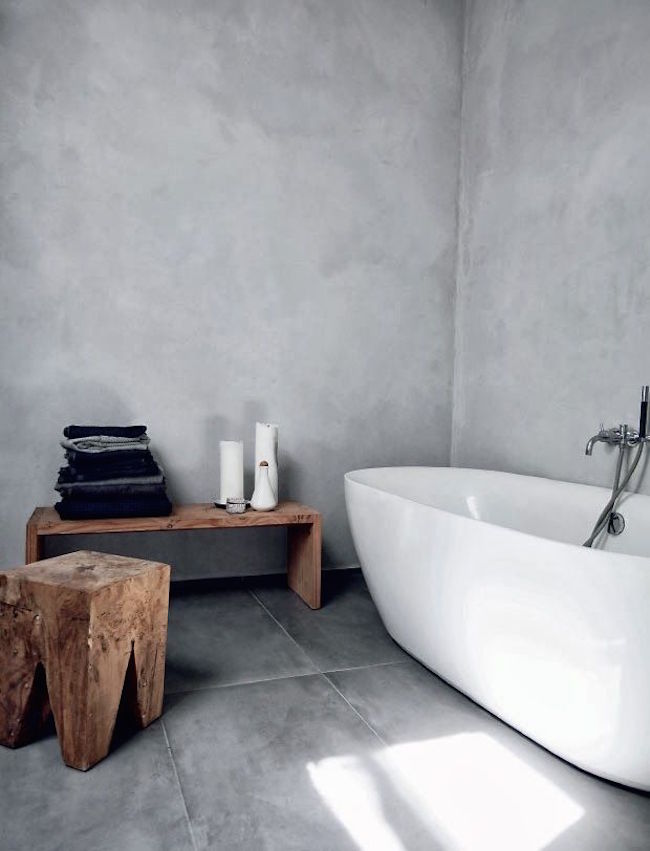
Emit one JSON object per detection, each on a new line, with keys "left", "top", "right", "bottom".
{"left": 255, "top": 422, "right": 278, "bottom": 500}
{"left": 251, "top": 461, "right": 278, "bottom": 511}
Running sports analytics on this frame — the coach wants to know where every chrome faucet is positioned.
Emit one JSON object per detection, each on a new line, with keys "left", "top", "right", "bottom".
{"left": 585, "top": 423, "right": 641, "bottom": 456}
{"left": 583, "top": 386, "right": 649, "bottom": 546}
{"left": 585, "top": 386, "right": 649, "bottom": 455}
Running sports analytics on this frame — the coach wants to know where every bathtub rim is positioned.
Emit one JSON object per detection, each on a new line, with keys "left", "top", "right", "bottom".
{"left": 345, "top": 465, "right": 650, "bottom": 565}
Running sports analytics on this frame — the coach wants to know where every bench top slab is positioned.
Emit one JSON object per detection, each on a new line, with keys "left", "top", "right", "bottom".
{"left": 27, "top": 501, "right": 321, "bottom": 537}
{"left": 0, "top": 550, "right": 169, "bottom": 593}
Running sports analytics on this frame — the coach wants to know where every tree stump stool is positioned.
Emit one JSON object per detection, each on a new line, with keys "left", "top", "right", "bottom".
{"left": 0, "top": 550, "right": 170, "bottom": 771}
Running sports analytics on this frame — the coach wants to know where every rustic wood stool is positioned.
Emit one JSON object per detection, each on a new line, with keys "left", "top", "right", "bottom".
{"left": 0, "top": 550, "right": 170, "bottom": 770}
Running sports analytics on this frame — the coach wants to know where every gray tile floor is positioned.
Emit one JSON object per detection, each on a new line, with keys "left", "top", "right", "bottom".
{"left": 1, "top": 572, "right": 649, "bottom": 850}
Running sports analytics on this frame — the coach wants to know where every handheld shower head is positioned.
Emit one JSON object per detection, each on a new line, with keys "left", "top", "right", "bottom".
{"left": 640, "top": 385, "right": 648, "bottom": 439}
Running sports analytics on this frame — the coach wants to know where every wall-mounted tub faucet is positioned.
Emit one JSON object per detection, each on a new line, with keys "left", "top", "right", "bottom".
{"left": 585, "top": 423, "right": 643, "bottom": 456}
{"left": 583, "top": 386, "right": 649, "bottom": 546}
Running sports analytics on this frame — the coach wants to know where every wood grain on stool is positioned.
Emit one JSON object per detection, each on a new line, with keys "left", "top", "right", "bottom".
{"left": 0, "top": 550, "right": 170, "bottom": 771}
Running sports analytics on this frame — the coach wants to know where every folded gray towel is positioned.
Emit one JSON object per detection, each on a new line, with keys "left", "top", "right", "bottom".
{"left": 60, "top": 435, "right": 151, "bottom": 454}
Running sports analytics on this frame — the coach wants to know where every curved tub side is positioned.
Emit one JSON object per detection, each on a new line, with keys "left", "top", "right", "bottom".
{"left": 345, "top": 472, "right": 650, "bottom": 791}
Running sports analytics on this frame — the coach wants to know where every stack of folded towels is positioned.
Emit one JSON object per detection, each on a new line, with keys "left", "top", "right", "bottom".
{"left": 54, "top": 425, "right": 172, "bottom": 520}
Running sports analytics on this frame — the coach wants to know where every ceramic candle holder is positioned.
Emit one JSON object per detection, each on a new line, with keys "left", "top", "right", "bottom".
{"left": 219, "top": 440, "right": 244, "bottom": 504}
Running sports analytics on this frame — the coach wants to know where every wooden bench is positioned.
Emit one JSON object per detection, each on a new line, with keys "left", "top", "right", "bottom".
{"left": 26, "top": 501, "right": 322, "bottom": 609}
{"left": 0, "top": 550, "right": 170, "bottom": 770}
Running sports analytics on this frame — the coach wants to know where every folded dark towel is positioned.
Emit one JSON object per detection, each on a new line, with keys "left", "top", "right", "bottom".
{"left": 64, "top": 447, "right": 158, "bottom": 469}
{"left": 58, "top": 459, "right": 162, "bottom": 484}
{"left": 55, "top": 481, "right": 167, "bottom": 498}
{"left": 55, "top": 494, "right": 172, "bottom": 520}
{"left": 65, "top": 456, "right": 155, "bottom": 470}
{"left": 57, "top": 470, "right": 164, "bottom": 486}
{"left": 63, "top": 425, "right": 148, "bottom": 439}
{"left": 65, "top": 447, "right": 155, "bottom": 464}
{"left": 58, "top": 466, "right": 160, "bottom": 483}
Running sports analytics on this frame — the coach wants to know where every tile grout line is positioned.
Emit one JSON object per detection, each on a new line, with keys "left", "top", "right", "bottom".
{"left": 165, "top": 658, "right": 409, "bottom": 699}
{"left": 320, "top": 671, "right": 388, "bottom": 747}
{"left": 322, "top": 659, "right": 409, "bottom": 676}
{"left": 248, "top": 588, "right": 392, "bottom": 745}
{"left": 248, "top": 588, "right": 321, "bottom": 671}
{"left": 162, "top": 719, "right": 200, "bottom": 851}
{"left": 166, "top": 668, "right": 318, "bottom": 697}
{"left": 247, "top": 589, "right": 405, "bottom": 678}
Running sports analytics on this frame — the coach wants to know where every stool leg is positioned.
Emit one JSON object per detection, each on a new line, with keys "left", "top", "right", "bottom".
{"left": 132, "top": 580, "right": 169, "bottom": 727}
{"left": 48, "top": 633, "right": 167, "bottom": 769}
{"left": 0, "top": 604, "right": 48, "bottom": 748}
{"left": 43, "top": 567, "right": 170, "bottom": 770}
{"left": 132, "top": 637, "right": 165, "bottom": 727}
{"left": 46, "top": 623, "right": 132, "bottom": 771}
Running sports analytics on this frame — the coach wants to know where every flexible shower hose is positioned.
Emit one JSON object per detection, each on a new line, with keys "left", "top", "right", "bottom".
{"left": 583, "top": 442, "right": 645, "bottom": 547}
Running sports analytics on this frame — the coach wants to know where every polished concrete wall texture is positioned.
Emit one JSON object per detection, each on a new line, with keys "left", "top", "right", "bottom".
{"left": 2, "top": 0, "right": 648, "bottom": 573}
{"left": 0, "top": 0, "right": 462, "bottom": 572}
{"left": 452, "top": 0, "right": 650, "bottom": 490}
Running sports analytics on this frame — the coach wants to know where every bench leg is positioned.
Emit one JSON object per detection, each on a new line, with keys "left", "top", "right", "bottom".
{"left": 25, "top": 523, "right": 42, "bottom": 565}
{"left": 287, "top": 518, "right": 322, "bottom": 609}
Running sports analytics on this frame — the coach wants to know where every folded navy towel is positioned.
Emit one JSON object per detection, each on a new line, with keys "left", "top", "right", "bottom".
{"left": 65, "top": 448, "right": 158, "bottom": 470}
{"left": 55, "top": 481, "right": 167, "bottom": 502}
{"left": 56, "top": 479, "right": 166, "bottom": 496}
{"left": 60, "top": 454, "right": 160, "bottom": 483}
{"left": 55, "top": 494, "right": 172, "bottom": 520}
{"left": 63, "top": 425, "right": 148, "bottom": 439}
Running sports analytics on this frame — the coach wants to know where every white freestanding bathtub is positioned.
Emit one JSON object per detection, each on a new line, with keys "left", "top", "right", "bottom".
{"left": 345, "top": 466, "right": 650, "bottom": 791}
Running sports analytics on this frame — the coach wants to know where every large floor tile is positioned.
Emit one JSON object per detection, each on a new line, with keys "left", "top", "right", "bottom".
{"left": 329, "top": 660, "right": 650, "bottom": 851}
{"left": 253, "top": 572, "right": 408, "bottom": 671}
{"left": 164, "top": 674, "right": 446, "bottom": 851}
{"left": 328, "top": 657, "right": 494, "bottom": 743}
{"left": 165, "top": 588, "right": 315, "bottom": 693}
{"left": 0, "top": 722, "right": 193, "bottom": 851}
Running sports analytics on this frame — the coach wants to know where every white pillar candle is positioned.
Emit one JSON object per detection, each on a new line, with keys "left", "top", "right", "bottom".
{"left": 219, "top": 440, "right": 244, "bottom": 504}
{"left": 255, "top": 422, "right": 279, "bottom": 499}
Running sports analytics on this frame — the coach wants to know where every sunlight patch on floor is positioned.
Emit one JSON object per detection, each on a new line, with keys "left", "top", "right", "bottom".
{"left": 308, "top": 754, "right": 408, "bottom": 851}
{"left": 308, "top": 732, "right": 583, "bottom": 851}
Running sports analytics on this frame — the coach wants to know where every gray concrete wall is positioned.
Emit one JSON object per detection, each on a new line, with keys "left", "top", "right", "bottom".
{"left": 453, "top": 0, "right": 650, "bottom": 492}
{"left": 0, "top": 0, "right": 463, "bottom": 575}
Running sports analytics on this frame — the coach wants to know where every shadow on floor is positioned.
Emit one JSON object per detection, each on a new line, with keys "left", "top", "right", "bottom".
{"left": 169, "top": 566, "right": 362, "bottom": 603}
